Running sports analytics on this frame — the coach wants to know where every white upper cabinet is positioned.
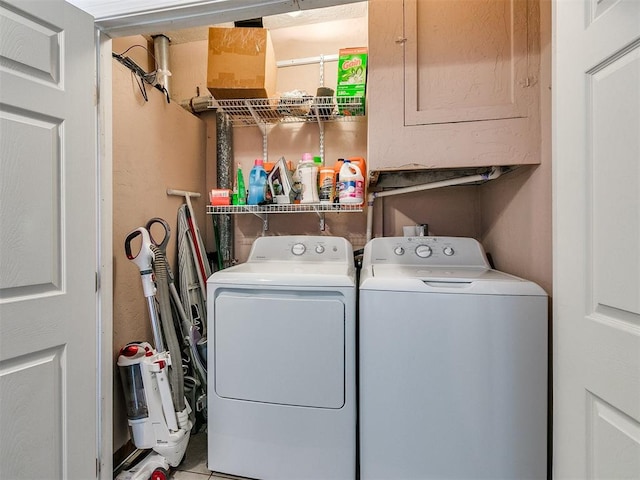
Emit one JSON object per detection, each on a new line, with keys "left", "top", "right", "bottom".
{"left": 368, "top": 0, "right": 541, "bottom": 172}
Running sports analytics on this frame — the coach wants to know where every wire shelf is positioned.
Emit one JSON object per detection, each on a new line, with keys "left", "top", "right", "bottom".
{"left": 210, "top": 96, "right": 366, "bottom": 127}
{"left": 207, "top": 204, "right": 363, "bottom": 215}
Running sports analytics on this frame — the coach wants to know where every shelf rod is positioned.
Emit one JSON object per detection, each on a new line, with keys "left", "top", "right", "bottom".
{"left": 247, "top": 211, "right": 269, "bottom": 231}
{"left": 276, "top": 54, "right": 338, "bottom": 68}
{"left": 319, "top": 121, "right": 325, "bottom": 162}
{"left": 244, "top": 100, "right": 268, "bottom": 160}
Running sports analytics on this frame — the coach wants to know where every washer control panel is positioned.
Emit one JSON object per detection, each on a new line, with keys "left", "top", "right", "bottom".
{"left": 365, "top": 236, "right": 490, "bottom": 267}
{"left": 248, "top": 235, "right": 353, "bottom": 263}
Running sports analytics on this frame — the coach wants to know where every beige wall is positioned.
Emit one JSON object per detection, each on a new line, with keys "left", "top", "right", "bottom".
{"left": 479, "top": 0, "right": 552, "bottom": 295}
{"left": 112, "top": 50, "right": 207, "bottom": 450}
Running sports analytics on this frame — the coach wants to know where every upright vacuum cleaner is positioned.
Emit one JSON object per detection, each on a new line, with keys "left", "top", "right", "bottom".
{"left": 117, "top": 224, "right": 192, "bottom": 480}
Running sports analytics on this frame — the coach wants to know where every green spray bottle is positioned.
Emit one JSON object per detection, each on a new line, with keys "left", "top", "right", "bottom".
{"left": 236, "top": 163, "right": 246, "bottom": 205}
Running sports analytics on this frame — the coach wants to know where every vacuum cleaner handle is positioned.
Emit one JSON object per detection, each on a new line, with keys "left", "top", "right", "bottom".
{"left": 145, "top": 217, "right": 170, "bottom": 252}
{"left": 125, "top": 227, "right": 156, "bottom": 298}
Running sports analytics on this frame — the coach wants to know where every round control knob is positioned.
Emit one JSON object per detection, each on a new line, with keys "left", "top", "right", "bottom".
{"left": 415, "top": 245, "right": 433, "bottom": 258}
{"left": 394, "top": 246, "right": 405, "bottom": 256}
{"left": 443, "top": 246, "right": 455, "bottom": 256}
{"left": 315, "top": 245, "right": 325, "bottom": 254}
{"left": 291, "top": 243, "right": 306, "bottom": 256}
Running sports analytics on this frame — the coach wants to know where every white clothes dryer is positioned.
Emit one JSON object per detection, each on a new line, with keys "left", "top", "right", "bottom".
{"left": 207, "top": 236, "right": 356, "bottom": 480}
{"left": 359, "top": 236, "right": 548, "bottom": 480}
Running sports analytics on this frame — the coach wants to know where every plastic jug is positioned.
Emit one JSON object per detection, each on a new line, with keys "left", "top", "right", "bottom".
{"left": 297, "top": 153, "right": 319, "bottom": 204}
{"left": 338, "top": 159, "right": 364, "bottom": 205}
{"left": 247, "top": 159, "right": 268, "bottom": 205}
{"left": 347, "top": 156, "right": 367, "bottom": 179}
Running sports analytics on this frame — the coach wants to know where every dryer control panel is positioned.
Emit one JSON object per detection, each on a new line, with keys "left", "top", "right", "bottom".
{"left": 364, "top": 236, "right": 490, "bottom": 268}
{"left": 248, "top": 235, "right": 354, "bottom": 264}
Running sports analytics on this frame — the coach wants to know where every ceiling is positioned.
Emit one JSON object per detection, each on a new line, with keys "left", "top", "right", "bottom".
{"left": 67, "top": 0, "right": 366, "bottom": 37}
{"left": 160, "top": 2, "right": 367, "bottom": 45}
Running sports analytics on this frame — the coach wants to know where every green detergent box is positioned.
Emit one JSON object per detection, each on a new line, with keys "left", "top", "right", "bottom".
{"left": 336, "top": 47, "right": 367, "bottom": 116}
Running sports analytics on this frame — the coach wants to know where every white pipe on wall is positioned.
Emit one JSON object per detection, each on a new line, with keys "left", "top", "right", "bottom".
{"left": 365, "top": 167, "right": 503, "bottom": 243}
{"left": 276, "top": 54, "right": 338, "bottom": 68}
{"left": 153, "top": 34, "right": 171, "bottom": 97}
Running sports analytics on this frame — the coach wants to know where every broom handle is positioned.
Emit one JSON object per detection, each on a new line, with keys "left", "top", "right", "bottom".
{"left": 167, "top": 189, "right": 207, "bottom": 293}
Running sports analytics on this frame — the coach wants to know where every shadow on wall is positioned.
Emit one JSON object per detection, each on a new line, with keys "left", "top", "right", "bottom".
{"left": 479, "top": 164, "right": 552, "bottom": 294}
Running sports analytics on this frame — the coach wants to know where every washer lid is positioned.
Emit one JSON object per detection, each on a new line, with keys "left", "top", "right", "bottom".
{"left": 374, "top": 264, "right": 504, "bottom": 277}
{"left": 360, "top": 265, "right": 546, "bottom": 296}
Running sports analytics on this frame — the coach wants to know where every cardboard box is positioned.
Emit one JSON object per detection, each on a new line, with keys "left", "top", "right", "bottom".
{"left": 207, "top": 27, "right": 276, "bottom": 100}
{"left": 336, "top": 47, "right": 367, "bottom": 115}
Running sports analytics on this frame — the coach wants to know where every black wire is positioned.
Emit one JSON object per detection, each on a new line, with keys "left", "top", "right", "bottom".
{"left": 114, "top": 44, "right": 158, "bottom": 73}
{"left": 133, "top": 70, "right": 148, "bottom": 102}
{"left": 113, "top": 45, "right": 170, "bottom": 104}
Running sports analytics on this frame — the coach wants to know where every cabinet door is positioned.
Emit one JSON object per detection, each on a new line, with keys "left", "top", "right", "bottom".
{"left": 404, "top": 0, "right": 529, "bottom": 126}
{"left": 367, "top": 0, "right": 541, "bottom": 171}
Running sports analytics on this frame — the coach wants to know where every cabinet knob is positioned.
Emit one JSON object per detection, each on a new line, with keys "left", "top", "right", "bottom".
{"left": 395, "top": 37, "right": 407, "bottom": 45}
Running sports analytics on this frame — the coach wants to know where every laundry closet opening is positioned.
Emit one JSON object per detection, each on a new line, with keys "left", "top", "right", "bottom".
{"left": 104, "top": 0, "right": 552, "bottom": 472}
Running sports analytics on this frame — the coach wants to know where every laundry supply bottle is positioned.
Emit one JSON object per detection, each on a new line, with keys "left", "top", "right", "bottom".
{"left": 347, "top": 156, "right": 367, "bottom": 180}
{"left": 236, "top": 163, "right": 246, "bottom": 205}
{"left": 297, "top": 152, "right": 319, "bottom": 204}
{"left": 247, "top": 158, "right": 268, "bottom": 205}
{"left": 347, "top": 156, "right": 367, "bottom": 198}
{"left": 319, "top": 167, "right": 336, "bottom": 204}
{"left": 333, "top": 159, "right": 345, "bottom": 203}
{"left": 338, "top": 159, "right": 364, "bottom": 205}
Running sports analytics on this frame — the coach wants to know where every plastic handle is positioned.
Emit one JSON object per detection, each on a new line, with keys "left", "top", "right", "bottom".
{"left": 145, "top": 217, "right": 170, "bottom": 251}
{"left": 125, "top": 227, "right": 154, "bottom": 273}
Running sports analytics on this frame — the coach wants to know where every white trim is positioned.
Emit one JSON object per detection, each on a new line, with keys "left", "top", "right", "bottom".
{"left": 84, "top": 0, "right": 363, "bottom": 38}
{"left": 97, "top": 30, "right": 113, "bottom": 480}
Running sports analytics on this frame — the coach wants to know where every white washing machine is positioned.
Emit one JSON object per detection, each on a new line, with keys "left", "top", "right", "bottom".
{"left": 207, "top": 235, "right": 356, "bottom": 480}
{"left": 359, "top": 236, "right": 548, "bottom": 480}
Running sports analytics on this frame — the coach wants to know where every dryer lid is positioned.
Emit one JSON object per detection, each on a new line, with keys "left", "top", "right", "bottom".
{"left": 208, "top": 261, "right": 356, "bottom": 287}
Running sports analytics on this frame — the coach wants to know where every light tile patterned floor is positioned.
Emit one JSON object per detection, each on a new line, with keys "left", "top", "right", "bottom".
{"left": 170, "top": 432, "right": 248, "bottom": 480}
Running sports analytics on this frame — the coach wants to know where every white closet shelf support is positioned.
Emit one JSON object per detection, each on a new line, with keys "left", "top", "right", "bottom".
{"left": 208, "top": 203, "right": 363, "bottom": 232}
{"left": 209, "top": 96, "right": 366, "bottom": 127}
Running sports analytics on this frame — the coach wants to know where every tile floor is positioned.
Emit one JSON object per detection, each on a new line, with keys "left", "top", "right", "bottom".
{"left": 169, "top": 432, "right": 246, "bottom": 480}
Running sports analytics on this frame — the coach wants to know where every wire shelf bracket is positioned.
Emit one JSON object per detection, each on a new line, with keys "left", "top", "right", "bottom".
{"left": 207, "top": 203, "right": 363, "bottom": 231}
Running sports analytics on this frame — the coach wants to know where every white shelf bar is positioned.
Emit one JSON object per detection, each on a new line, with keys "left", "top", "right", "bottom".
{"left": 212, "top": 96, "right": 365, "bottom": 127}
{"left": 207, "top": 203, "right": 363, "bottom": 231}
{"left": 276, "top": 54, "right": 339, "bottom": 68}
{"left": 207, "top": 204, "right": 362, "bottom": 214}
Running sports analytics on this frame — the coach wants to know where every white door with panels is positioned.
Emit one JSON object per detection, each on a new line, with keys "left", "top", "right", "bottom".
{"left": 554, "top": 0, "right": 640, "bottom": 478}
{"left": 0, "top": 0, "right": 98, "bottom": 478}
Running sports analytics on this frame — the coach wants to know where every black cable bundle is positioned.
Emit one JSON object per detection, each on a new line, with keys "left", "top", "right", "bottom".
{"left": 112, "top": 44, "right": 169, "bottom": 103}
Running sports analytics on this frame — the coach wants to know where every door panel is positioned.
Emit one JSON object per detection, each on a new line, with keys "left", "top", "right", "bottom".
{"left": 0, "top": 106, "right": 62, "bottom": 297}
{"left": 0, "top": 1, "right": 97, "bottom": 479}
{"left": 591, "top": 44, "right": 640, "bottom": 318}
{"left": 214, "top": 290, "right": 345, "bottom": 409}
{"left": 554, "top": 0, "right": 640, "bottom": 477}
{"left": 404, "top": 0, "right": 529, "bottom": 125}
{"left": 0, "top": 3, "right": 61, "bottom": 85}
{"left": 587, "top": 394, "right": 640, "bottom": 478}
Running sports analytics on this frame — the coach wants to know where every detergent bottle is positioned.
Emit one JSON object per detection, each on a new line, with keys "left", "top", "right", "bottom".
{"left": 338, "top": 159, "right": 364, "bottom": 205}
{"left": 297, "top": 152, "right": 319, "bottom": 204}
{"left": 236, "top": 163, "right": 246, "bottom": 205}
{"left": 247, "top": 159, "right": 268, "bottom": 205}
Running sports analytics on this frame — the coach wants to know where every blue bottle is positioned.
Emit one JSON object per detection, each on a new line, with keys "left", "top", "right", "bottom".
{"left": 247, "top": 158, "right": 268, "bottom": 205}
